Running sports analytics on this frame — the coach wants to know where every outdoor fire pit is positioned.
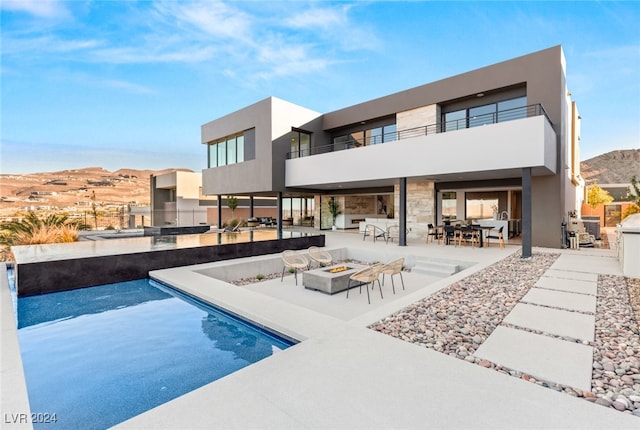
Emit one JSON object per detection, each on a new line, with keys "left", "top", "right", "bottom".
{"left": 303, "top": 264, "right": 365, "bottom": 294}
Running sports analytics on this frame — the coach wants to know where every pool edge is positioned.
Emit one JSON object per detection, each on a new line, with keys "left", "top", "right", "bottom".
{"left": 1, "top": 263, "right": 33, "bottom": 430}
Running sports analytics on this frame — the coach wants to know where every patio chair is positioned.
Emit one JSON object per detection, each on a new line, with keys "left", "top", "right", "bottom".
{"left": 485, "top": 226, "right": 505, "bottom": 248}
{"left": 386, "top": 225, "right": 408, "bottom": 244}
{"left": 307, "top": 246, "right": 333, "bottom": 269}
{"left": 442, "top": 225, "right": 457, "bottom": 245}
{"left": 281, "top": 250, "right": 309, "bottom": 285}
{"left": 380, "top": 257, "right": 405, "bottom": 294}
{"left": 426, "top": 223, "right": 442, "bottom": 243}
{"left": 346, "top": 263, "right": 384, "bottom": 304}
{"left": 457, "top": 226, "right": 478, "bottom": 247}
{"left": 363, "top": 224, "right": 387, "bottom": 243}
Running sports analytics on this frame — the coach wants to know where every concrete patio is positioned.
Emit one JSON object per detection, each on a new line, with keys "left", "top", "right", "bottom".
{"left": 2, "top": 228, "right": 638, "bottom": 429}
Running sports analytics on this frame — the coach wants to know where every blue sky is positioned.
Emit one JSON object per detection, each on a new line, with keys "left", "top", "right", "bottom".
{"left": 1, "top": 0, "right": 639, "bottom": 174}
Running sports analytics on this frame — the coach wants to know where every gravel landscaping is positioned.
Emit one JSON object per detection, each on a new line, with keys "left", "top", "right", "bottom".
{"left": 369, "top": 252, "right": 640, "bottom": 417}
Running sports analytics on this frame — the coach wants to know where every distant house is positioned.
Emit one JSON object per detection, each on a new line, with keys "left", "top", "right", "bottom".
{"left": 582, "top": 182, "right": 636, "bottom": 227}
{"left": 150, "top": 171, "right": 277, "bottom": 227}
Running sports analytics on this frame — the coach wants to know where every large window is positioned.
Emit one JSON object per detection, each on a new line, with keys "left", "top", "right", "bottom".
{"left": 444, "top": 110, "right": 466, "bottom": 132}
{"left": 208, "top": 132, "right": 246, "bottom": 167}
{"left": 282, "top": 197, "right": 314, "bottom": 225}
{"left": 441, "top": 191, "right": 457, "bottom": 222}
{"left": 333, "top": 123, "right": 397, "bottom": 148}
{"left": 443, "top": 96, "right": 527, "bottom": 132}
{"left": 465, "top": 191, "right": 508, "bottom": 220}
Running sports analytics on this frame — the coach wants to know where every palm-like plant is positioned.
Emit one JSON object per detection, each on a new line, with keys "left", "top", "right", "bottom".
{"left": 0, "top": 212, "right": 80, "bottom": 261}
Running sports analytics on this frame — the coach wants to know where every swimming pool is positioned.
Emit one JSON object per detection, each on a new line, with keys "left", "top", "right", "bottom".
{"left": 16, "top": 277, "right": 294, "bottom": 429}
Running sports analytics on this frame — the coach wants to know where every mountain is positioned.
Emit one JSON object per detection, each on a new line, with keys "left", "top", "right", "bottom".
{"left": 581, "top": 149, "right": 640, "bottom": 184}
{"left": 0, "top": 167, "right": 193, "bottom": 218}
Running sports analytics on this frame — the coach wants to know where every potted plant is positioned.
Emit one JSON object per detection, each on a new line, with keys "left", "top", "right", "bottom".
{"left": 328, "top": 197, "right": 341, "bottom": 230}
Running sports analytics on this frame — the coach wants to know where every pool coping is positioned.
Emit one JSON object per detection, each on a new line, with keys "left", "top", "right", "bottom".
{"left": 0, "top": 263, "right": 33, "bottom": 430}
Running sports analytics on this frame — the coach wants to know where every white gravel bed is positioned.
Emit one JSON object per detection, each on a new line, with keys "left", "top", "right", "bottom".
{"left": 369, "top": 252, "right": 640, "bottom": 417}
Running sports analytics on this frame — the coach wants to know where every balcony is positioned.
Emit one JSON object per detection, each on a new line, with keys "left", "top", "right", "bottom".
{"left": 285, "top": 105, "right": 557, "bottom": 189}
{"left": 287, "top": 104, "right": 550, "bottom": 159}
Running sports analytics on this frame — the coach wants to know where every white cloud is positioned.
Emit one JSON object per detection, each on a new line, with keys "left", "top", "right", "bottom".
{"left": 287, "top": 6, "right": 348, "bottom": 29}
{"left": 153, "top": 0, "right": 252, "bottom": 41}
{"left": 2, "top": 1, "right": 379, "bottom": 82}
{"left": 1, "top": 0, "right": 69, "bottom": 18}
{"left": 1, "top": 35, "right": 101, "bottom": 56}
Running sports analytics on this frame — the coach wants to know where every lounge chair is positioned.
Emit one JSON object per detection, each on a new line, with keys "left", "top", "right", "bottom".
{"left": 307, "top": 246, "right": 332, "bottom": 269}
{"left": 346, "top": 263, "right": 384, "bottom": 304}
{"left": 380, "top": 257, "right": 405, "bottom": 294}
{"left": 386, "top": 225, "right": 409, "bottom": 244}
{"left": 363, "top": 224, "right": 387, "bottom": 243}
{"left": 207, "top": 224, "right": 241, "bottom": 233}
{"left": 281, "top": 250, "right": 309, "bottom": 285}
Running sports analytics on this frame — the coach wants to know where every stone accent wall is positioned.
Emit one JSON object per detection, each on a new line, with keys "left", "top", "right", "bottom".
{"left": 344, "top": 195, "right": 376, "bottom": 214}
{"left": 394, "top": 180, "right": 436, "bottom": 226}
{"left": 396, "top": 104, "right": 440, "bottom": 132}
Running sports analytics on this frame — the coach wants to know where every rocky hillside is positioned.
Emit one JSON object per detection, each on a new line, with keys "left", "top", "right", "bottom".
{"left": 581, "top": 149, "right": 640, "bottom": 184}
{"left": 0, "top": 167, "right": 193, "bottom": 218}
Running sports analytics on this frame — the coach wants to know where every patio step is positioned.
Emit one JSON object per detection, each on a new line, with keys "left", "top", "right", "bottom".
{"left": 410, "top": 257, "right": 460, "bottom": 277}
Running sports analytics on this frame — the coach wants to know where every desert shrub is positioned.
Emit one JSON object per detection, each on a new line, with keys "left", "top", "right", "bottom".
{"left": 0, "top": 212, "right": 80, "bottom": 262}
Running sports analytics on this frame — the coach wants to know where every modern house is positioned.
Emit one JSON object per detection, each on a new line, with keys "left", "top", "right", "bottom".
{"left": 201, "top": 45, "right": 584, "bottom": 252}
{"left": 150, "top": 171, "right": 213, "bottom": 227}
{"left": 150, "top": 170, "right": 278, "bottom": 228}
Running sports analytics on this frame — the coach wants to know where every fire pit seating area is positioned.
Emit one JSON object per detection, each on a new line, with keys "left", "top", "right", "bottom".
{"left": 303, "top": 263, "right": 367, "bottom": 295}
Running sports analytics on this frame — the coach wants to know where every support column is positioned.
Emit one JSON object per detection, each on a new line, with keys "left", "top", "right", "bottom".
{"left": 522, "top": 168, "right": 532, "bottom": 258}
{"left": 249, "top": 195, "right": 254, "bottom": 218}
{"left": 277, "top": 192, "right": 283, "bottom": 239}
{"left": 217, "top": 194, "right": 222, "bottom": 228}
{"left": 399, "top": 177, "right": 407, "bottom": 246}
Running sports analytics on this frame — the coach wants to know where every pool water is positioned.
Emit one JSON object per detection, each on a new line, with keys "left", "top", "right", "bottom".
{"left": 16, "top": 278, "right": 294, "bottom": 429}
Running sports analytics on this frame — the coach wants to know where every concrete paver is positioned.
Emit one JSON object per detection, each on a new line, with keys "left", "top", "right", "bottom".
{"left": 535, "top": 276, "right": 598, "bottom": 295}
{"left": 522, "top": 287, "right": 596, "bottom": 313}
{"left": 543, "top": 268, "right": 598, "bottom": 282}
{"left": 474, "top": 326, "right": 594, "bottom": 392}
{"left": 504, "top": 303, "right": 595, "bottom": 341}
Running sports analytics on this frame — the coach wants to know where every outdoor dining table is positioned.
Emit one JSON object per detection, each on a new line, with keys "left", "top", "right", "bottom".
{"left": 437, "top": 224, "right": 493, "bottom": 247}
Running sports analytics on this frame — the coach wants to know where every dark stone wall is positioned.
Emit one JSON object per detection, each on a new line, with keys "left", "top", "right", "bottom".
{"left": 16, "top": 235, "right": 325, "bottom": 296}
{"left": 143, "top": 225, "right": 212, "bottom": 236}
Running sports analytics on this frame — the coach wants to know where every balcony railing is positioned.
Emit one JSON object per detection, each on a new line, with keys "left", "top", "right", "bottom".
{"left": 287, "top": 104, "right": 550, "bottom": 159}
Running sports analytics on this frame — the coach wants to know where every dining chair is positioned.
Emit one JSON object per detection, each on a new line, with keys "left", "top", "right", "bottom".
{"left": 458, "top": 226, "right": 478, "bottom": 247}
{"left": 426, "top": 223, "right": 441, "bottom": 243}
{"left": 442, "top": 225, "right": 456, "bottom": 245}
{"left": 486, "top": 226, "right": 505, "bottom": 248}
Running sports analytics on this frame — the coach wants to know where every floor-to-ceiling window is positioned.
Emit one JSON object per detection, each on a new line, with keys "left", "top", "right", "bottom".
{"left": 443, "top": 96, "right": 527, "bottom": 132}
{"left": 282, "top": 197, "right": 314, "bottom": 225}
{"left": 333, "top": 122, "right": 397, "bottom": 148}
{"left": 290, "top": 130, "right": 311, "bottom": 158}
{"left": 441, "top": 191, "right": 457, "bottom": 222}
